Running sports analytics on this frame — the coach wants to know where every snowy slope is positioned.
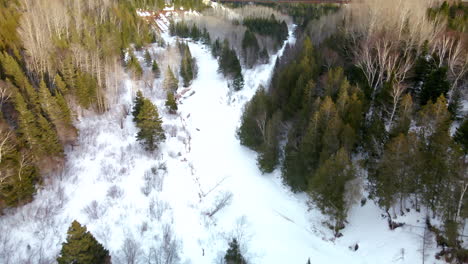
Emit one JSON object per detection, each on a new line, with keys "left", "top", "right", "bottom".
{"left": 0, "top": 19, "right": 444, "bottom": 264}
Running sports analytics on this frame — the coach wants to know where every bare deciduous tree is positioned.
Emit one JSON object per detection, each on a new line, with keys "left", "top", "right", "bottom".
{"left": 207, "top": 191, "right": 233, "bottom": 218}
{"left": 147, "top": 224, "right": 181, "bottom": 264}
{"left": 121, "top": 235, "right": 142, "bottom": 264}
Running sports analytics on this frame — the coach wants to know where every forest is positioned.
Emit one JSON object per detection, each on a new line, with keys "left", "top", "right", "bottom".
{"left": 0, "top": 0, "right": 467, "bottom": 263}
{"left": 238, "top": 0, "right": 467, "bottom": 262}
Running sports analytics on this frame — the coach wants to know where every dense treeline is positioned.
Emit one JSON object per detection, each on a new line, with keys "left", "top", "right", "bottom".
{"left": 428, "top": 1, "right": 468, "bottom": 32}
{"left": 239, "top": 0, "right": 468, "bottom": 260}
{"left": 170, "top": 21, "right": 245, "bottom": 91}
{"left": 243, "top": 15, "right": 288, "bottom": 50}
{"left": 0, "top": 0, "right": 157, "bottom": 209}
{"left": 178, "top": 41, "right": 198, "bottom": 87}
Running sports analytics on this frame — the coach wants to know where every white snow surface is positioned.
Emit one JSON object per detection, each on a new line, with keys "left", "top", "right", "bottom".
{"left": 0, "top": 25, "right": 445, "bottom": 264}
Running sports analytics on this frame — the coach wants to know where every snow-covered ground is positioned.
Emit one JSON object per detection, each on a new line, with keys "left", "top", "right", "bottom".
{"left": 0, "top": 19, "right": 445, "bottom": 264}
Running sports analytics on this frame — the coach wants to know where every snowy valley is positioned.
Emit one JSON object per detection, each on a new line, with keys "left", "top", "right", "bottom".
{"left": 0, "top": 1, "right": 467, "bottom": 264}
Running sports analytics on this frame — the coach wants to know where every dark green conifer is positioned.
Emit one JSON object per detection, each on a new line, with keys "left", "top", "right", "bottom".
{"left": 57, "top": 221, "right": 111, "bottom": 264}
{"left": 135, "top": 98, "right": 165, "bottom": 151}
{"left": 152, "top": 60, "right": 161, "bottom": 78}
{"left": 165, "top": 91, "right": 178, "bottom": 114}
{"left": 132, "top": 90, "right": 145, "bottom": 121}
{"left": 224, "top": 238, "right": 246, "bottom": 264}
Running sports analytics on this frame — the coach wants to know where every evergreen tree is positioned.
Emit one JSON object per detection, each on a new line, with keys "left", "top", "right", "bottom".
{"left": 390, "top": 93, "right": 413, "bottom": 136}
{"left": 259, "top": 47, "right": 269, "bottom": 64}
{"left": 232, "top": 73, "right": 244, "bottom": 91}
{"left": 144, "top": 49, "right": 152, "bottom": 67}
{"left": 454, "top": 119, "right": 468, "bottom": 153}
{"left": 57, "top": 220, "right": 111, "bottom": 264}
{"left": 75, "top": 71, "right": 98, "bottom": 109}
{"left": 152, "top": 60, "right": 161, "bottom": 78}
{"left": 165, "top": 91, "right": 178, "bottom": 114}
{"left": 211, "top": 38, "right": 222, "bottom": 58}
{"left": 201, "top": 28, "right": 211, "bottom": 45}
{"left": 14, "top": 93, "right": 40, "bottom": 153}
{"left": 420, "top": 66, "right": 449, "bottom": 105}
{"left": 0, "top": 52, "right": 38, "bottom": 108}
{"left": 241, "top": 30, "right": 260, "bottom": 68}
{"left": 54, "top": 74, "right": 68, "bottom": 94}
{"left": 224, "top": 238, "right": 246, "bottom": 264}
{"left": 36, "top": 113, "right": 62, "bottom": 155}
{"left": 417, "top": 96, "right": 457, "bottom": 213}
{"left": 238, "top": 88, "right": 270, "bottom": 150}
{"left": 257, "top": 110, "right": 281, "bottom": 173}
{"left": 135, "top": 98, "right": 165, "bottom": 151}
{"left": 179, "top": 43, "right": 196, "bottom": 87}
{"left": 127, "top": 53, "right": 143, "bottom": 79}
{"left": 164, "top": 66, "right": 179, "bottom": 92}
{"left": 308, "top": 148, "right": 355, "bottom": 232}
{"left": 132, "top": 90, "right": 145, "bottom": 121}
{"left": 374, "top": 133, "right": 420, "bottom": 213}
{"left": 218, "top": 39, "right": 243, "bottom": 90}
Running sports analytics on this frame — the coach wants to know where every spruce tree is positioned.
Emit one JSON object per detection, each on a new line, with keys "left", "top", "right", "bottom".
{"left": 308, "top": 148, "right": 355, "bottom": 231}
{"left": 132, "top": 90, "right": 145, "bottom": 121}
{"left": 135, "top": 98, "right": 165, "bottom": 151}
{"left": 152, "top": 60, "right": 161, "bottom": 78}
{"left": 454, "top": 119, "right": 468, "bottom": 153}
{"left": 224, "top": 238, "right": 246, "bottom": 264}
{"left": 420, "top": 66, "right": 449, "bottom": 105}
{"left": 164, "top": 66, "right": 179, "bottom": 92}
{"left": 180, "top": 44, "right": 196, "bottom": 87}
{"left": 54, "top": 74, "right": 68, "bottom": 94}
{"left": 57, "top": 221, "right": 110, "bottom": 264}
{"left": 144, "top": 49, "right": 152, "bottom": 67}
{"left": 165, "top": 91, "right": 178, "bottom": 114}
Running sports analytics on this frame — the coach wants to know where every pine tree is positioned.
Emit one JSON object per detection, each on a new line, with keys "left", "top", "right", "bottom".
{"left": 374, "top": 133, "right": 420, "bottom": 213}
{"left": 420, "top": 66, "right": 449, "bottom": 105}
{"left": 75, "top": 71, "right": 97, "bottom": 109}
{"left": 417, "top": 96, "right": 456, "bottom": 213}
{"left": 232, "top": 73, "right": 244, "bottom": 91}
{"left": 211, "top": 38, "right": 222, "bottom": 58}
{"left": 135, "top": 98, "right": 165, "bottom": 151}
{"left": 238, "top": 88, "right": 270, "bottom": 150}
{"left": 127, "top": 53, "right": 143, "bottom": 79}
{"left": 180, "top": 44, "right": 196, "bottom": 87}
{"left": 36, "top": 113, "right": 62, "bottom": 156}
{"left": 390, "top": 93, "right": 413, "bottom": 136}
{"left": 152, "top": 60, "right": 161, "bottom": 78}
{"left": 202, "top": 28, "right": 211, "bottom": 45}
{"left": 308, "top": 148, "right": 355, "bottom": 231}
{"left": 0, "top": 52, "right": 38, "bottom": 108}
{"left": 54, "top": 74, "right": 68, "bottom": 94}
{"left": 57, "top": 221, "right": 111, "bottom": 264}
{"left": 165, "top": 91, "right": 178, "bottom": 114}
{"left": 224, "top": 238, "right": 246, "bottom": 264}
{"left": 14, "top": 93, "right": 39, "bottom": 151}
{"left": 132, "top": 90, "right": 144, "bottom": 121}
{"left": 164, "top": 66, "right": 179, "bottom": 92}
{"left": 144, "top": 49, "right": 152, "bottom": 67}
{"left": 454, "top": 119, "right": 468, "bottom": 153}
{"left": 241, "top": 30, "right": 260, "bottom": 68}
{"left": 257, "top": 110, "right": 282, "bottom": 173}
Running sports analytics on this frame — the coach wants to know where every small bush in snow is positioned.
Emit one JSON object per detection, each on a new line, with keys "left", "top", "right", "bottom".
{"left": 83, "top": 200, "right": 106, "bottom": 220}
{"left": 107, "top": 185, "right": 124, "bottom": 199}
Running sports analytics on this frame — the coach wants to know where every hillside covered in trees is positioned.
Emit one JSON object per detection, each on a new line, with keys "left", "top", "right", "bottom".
{"left": 239, "top": 0, "right": 468, "bottom": 262}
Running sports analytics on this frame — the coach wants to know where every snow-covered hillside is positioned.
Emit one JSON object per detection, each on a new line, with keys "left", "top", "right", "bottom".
{"left": 0, "top": 16, "right": 445, "bottom": 264}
